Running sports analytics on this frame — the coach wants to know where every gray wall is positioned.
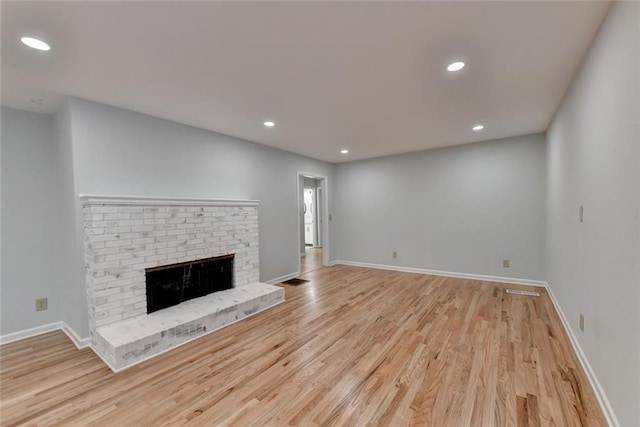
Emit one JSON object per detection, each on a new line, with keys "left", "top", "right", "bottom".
{"left": 303, "top": 177, "right": 318, "bottom": 188}
{"left": 546, "top": 1, "right": 640, "bottom": 424}
{"left": 53, "top": 102, "right": 89, "bottom": 338}
{"left": 1, "top": 108, "right": 60, "bottom": 334}
{"left": 334, "top": 133, "right": 546, "bottom": 281}
{"left": 67, "top": 98, "right": 334, "bottom": 283}
{"left": 0, "top": 99, "right": 335, "bottom": 338}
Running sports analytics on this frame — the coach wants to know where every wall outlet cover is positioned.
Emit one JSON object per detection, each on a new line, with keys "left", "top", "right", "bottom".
{"left": 503, "top": 259, "right": 510, "bottom": 268}
{"left": 392, "top": 251, "right": 398, "bottom": 259}
{"left": 35, "top": 297, "right": 48, "bottom": 311}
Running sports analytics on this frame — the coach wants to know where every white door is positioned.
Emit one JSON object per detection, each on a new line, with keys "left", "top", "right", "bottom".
{"left": 304, "top": 188, "right": 314, "bottom": 245}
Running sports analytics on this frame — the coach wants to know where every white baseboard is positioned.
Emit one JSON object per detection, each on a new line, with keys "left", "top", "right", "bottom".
{"left": 0, "top": 321, "right": 90, "bottom": 349}
{"left": 332, "top": 260, "right": 548, "bottom": 287}
{"left": 0, "top": 322, "right": 63, "bottom": 345}
{"left": 545, "top": 286, "right": 619, "bottom": 426}
{"left": 265, "top": 271, "right": 300, "bottom": 285}
{"left": 61, "top": 322, "right": 91, "bottom": 349}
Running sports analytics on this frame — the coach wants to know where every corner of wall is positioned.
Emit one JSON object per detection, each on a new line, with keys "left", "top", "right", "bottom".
{"left": 53, "top": 100, "right": 90, "bottom": 339}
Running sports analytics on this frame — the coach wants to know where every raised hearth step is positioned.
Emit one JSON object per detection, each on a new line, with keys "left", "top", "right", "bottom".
{"left": 93, "top": 282, "right": 284, "bottom": 371}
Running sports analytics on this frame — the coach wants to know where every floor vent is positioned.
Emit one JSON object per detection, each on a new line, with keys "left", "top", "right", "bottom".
{"left": 282, "top": 278, "right": 310, "bottom": 286}
{"left": 506, "top": 289, "right": 540, "bottom": 297}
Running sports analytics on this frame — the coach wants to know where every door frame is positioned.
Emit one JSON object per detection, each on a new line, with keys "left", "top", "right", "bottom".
{"left": 297, "top": 171, "right": 330, "bottom": 271}
{"left": 315, "top": 186, "right": 322, "bottom": 248}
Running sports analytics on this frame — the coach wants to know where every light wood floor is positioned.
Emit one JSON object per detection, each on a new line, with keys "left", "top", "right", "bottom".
{"left": 300, "top": 247, "right": 323, "bottom": 273}
{"left": 0, "top": 265, "right": 606, "bottom": 426}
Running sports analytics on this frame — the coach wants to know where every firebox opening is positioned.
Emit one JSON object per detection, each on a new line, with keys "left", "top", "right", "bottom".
{"left": 145, "top": 254, "right": 234, "bottom": 314}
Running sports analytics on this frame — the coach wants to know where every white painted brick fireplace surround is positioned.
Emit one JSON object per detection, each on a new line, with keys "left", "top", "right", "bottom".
{"left": 81, "top": 196, "right": 284, "bottom": 371}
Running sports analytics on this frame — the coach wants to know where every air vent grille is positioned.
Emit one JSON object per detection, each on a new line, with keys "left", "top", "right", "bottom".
{"left": 506, "top": 289, "right": 540, "bottom": 297}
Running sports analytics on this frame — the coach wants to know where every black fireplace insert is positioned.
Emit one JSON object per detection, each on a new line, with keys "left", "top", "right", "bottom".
{"left": 145, "top": 254, "right": 234, "bottom": 314}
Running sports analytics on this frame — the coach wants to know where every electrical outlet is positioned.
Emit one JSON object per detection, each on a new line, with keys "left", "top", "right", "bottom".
{"left": 392, "top": 251, "right": 398, "bottom": 259}
{"left": 35, "top": 297, "right": 48, "bottom": 311}
{"left": 579, "top": 313, "right": 584, "bottom": 332}
{"left": 579, "top": 205, "right": 584, "bottom": 222}
{"left": 502, "top": 259, "right": 510, "bottom": 268}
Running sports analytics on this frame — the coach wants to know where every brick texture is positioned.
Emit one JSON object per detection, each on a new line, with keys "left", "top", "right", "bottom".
{"left": 82, "top": 202, "right": 259, "bottom": 344}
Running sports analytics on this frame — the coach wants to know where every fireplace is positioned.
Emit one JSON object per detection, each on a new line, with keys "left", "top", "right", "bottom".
{"left": 145, "top": 254, "right": 234, "bottom": 314}
{"left": 81, "top": 196, "right": 284, "bottom": 371}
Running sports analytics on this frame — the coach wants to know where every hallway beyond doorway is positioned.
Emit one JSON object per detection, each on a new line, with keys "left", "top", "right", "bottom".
{"left": 300, "top": 247, "right": 322, "bottom": 273}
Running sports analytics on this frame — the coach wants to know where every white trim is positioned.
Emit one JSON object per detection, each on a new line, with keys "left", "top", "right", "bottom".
{"left": 332, "top": 260, "right": 548, "bottom": 287}
{"left": 315, "top": 186, "right": 323, "bottom": 248}
{"left": 0, "top": 321, "right": 90, "bottom": 349}
{"left": 79, "top": 194, "right": 259, "bottom": 207}
{"left": 545, "top": 286, "right": 619, "bottom": 427}
{"left": 0, "top": 321, "right": 63, "bottom": 345}
{"left": 61, "top": 322, "right": 91, "bottom": 349}
{"left": 265, "top": 271, "right": 300, "bottom": 285}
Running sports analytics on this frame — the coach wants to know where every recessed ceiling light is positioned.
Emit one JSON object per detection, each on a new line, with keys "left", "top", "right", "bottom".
{"left": 21, "top": 37, "right": 51, "bottom": 51}
{"left": 340, "top": 149, "right": 349, "bottom": 154}
{"left": 472, "top": 124, "right": 484, "bottom": 131}
{"left": 263, "top": 121, "right": 275, "bottom": 127}
{"left": 447, "top": 61, "right": 465, "bottom": 72}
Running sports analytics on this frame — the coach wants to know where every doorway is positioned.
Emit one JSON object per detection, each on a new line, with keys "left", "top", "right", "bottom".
{"left": 297, "top": 172, "right": 330, "bottom": 274}
{"left": 301, "top": 247, "right": 323, "bottom": 273}
{"left": 303, "top": 188, "right": 315, "bottom": 246}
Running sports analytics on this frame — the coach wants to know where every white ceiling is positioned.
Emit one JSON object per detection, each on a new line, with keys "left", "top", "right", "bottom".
{"left": 1, "top": 1, "right": 611, "bottom": 163}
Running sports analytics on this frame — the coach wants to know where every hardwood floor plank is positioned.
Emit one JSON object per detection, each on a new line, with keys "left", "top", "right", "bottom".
{"left": 0, "top": 265, "right": 607, "bottom": 426}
